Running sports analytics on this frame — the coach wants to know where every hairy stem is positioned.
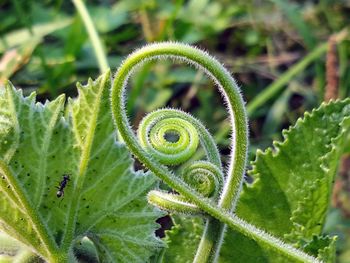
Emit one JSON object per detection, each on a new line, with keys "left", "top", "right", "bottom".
{"left": 72, "top": 0, "right": 109, "bottom": 73}
{"left": 111, "top": 42, "right": 247, "bottom": 262}
{"left": 111, "top": 42, "right": 318, "bottom": 263}
{"left": 193, "top": 218, "right": 223, "bottom": 262}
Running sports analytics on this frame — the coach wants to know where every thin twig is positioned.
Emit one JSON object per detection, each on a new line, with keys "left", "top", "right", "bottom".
{"left": 72, "top": 0, "right": 109, "bottom": 73}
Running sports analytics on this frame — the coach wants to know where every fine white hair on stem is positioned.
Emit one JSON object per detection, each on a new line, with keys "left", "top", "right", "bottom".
{"left": 111, "top": 42, "right": 318, "bottom": 263}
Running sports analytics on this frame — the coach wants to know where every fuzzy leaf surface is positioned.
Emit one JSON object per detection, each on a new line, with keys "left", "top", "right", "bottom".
{"left": 162, "top": 216, "right": 203, "bottom": 263}
{"left": 0, "top": 72, "right": 163, "bottom": 262}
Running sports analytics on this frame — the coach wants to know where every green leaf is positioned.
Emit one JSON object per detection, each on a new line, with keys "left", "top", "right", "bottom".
{"left": 0, "top": 72, "right": 164, "bottom": 262}
{"left": 162, "top": 216, "right": 203, "bottom": 263}
{"left": 303, "top": 236, "right": 337, "bottom": 263}
{"left": 224, "top": 99, "right": 350, "bottom": 261}
{"left": 162, "top": 99, "right": 350, "bottom": 262}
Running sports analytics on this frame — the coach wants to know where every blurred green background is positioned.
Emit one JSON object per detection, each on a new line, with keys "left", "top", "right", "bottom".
{"left": 1, "top": 0, "right": 350, "bottom": 262}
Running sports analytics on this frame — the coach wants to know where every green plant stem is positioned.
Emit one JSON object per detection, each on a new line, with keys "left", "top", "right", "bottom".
{"left": 72, "top": 0, "right": 109, "bottom": 73}
{"left": 193, "top": 218, "right": 223, "bottom": 262}
{"left": 138, "top": 107, "right": 223, "bottom": 262}
{"left": 148, "top": 189, "right": 320, "bottom": 263}
{"left": 112, "top": 42, "right": 248, "bottom": 262}
{"left": 111, "top": 42, "right": 319, "bottom": 263}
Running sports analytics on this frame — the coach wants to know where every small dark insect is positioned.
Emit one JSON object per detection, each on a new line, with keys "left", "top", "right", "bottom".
{"left": 56, "top": 174, "right": 70, "bottom": 198}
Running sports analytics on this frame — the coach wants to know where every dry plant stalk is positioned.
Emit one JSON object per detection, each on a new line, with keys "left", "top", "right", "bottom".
{"left": 332, "top": 154, "right": 350, "bottom": 218}
{"left": 324, "top": 36, "right": 338, "bottom": 101}
{"left": 325, "top": 35, "right": 350, "bottom": 218}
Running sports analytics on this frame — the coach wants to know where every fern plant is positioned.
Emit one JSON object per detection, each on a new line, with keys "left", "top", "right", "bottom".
{"left": 0, "top": 42, "right": 349, "bottom": 263}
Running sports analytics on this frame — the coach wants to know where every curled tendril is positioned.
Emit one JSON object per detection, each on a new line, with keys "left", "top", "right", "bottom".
{"left": 111, "top": 42, "right": 248, "bottom": 263}
{"left": 137, "top": 108, "right": 223, "bottom": 213}
{"left": 111, "top": 42, "right": 319, "bottom": 263}
{"left": 181, "top": 161, "right": 223, "bottom": 198}
{"left": 137, "top": 109, "right": 200, "bottom": 166}
{"left": 147, "top": 160, "right": 223, "bottom": 215}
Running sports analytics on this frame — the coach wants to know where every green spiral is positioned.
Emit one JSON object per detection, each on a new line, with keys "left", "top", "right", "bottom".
{"left": 181, "top": 161, "right": 223, "bottom": 198}
{"left": 138, "top": 108, "right": 223, "bottom": 213}
{"left": 111, "top": 42, "right": 320, "bottom": 263}
{"left": 138, "top": 109, "right": 200, "bottom": 166}
{"left": 111, "top": 42, "right": 249, "bottom": 263}
{"left": 147, "top": 159, "right": 224, "bottom": 215}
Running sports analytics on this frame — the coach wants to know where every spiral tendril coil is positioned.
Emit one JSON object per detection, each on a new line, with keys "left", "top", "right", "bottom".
{"left": 111, "top": 43, "right": 319, "bottom": 263}
{"left": 138, "top": 110, "right": 199, "bottom": 166}
{"left": 137, "top": 108, "right": 223, "bottom": 214}
{"left": 182, "top": 161, "right": 223, "bottom": 199}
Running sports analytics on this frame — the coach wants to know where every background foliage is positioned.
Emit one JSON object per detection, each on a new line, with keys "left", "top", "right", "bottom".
{"left": 1, "top": 0, "right": 350, "bottom": 261}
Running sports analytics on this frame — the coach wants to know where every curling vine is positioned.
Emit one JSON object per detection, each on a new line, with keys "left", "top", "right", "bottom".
{"left": 110, "top": 42, "right": 320, "bottom": 263}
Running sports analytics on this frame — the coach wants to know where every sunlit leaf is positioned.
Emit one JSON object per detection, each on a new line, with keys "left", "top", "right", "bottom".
{"left": 0, "top": 72, "right": 164, "bottom": 262}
